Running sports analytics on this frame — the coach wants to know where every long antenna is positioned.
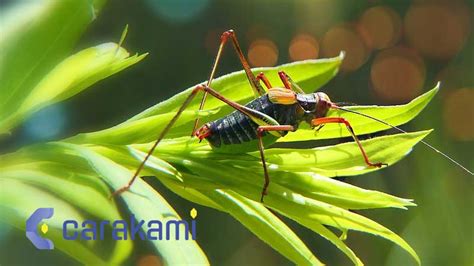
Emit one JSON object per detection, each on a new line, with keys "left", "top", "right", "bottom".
{"left": 333, "top": 105, "right": 473, "bottom": 175}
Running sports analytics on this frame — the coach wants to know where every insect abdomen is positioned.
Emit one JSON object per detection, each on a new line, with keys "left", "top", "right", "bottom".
{"left": 205, "top": 95, "right": 298, "bottom": 147}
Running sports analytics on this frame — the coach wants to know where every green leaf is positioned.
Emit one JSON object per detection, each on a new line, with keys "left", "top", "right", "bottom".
{"left": 279, "top": 83, "right": 439, "bottom": 142}
{"left": 57, "top": 142, "right": 210, "bottom": 265}
{"left": 289, "top": 217, "right": 363, "bottom": 266}
{"left": 128, "top": 53, "right": 344, "bottom": 122}
{"left": 0, "top": 179, "right": 107, "bottom": 264}
{"left": 69, "top": 57, "right": 436, "bottom": 150}
{"left": 1, "top": 42, "right": 147, "bottom": 133}
{"left": 69, "top": 110, "right": 215, "bottom": 145}
{"left": 125, "top": 130, "right": 430, "bottom": 193}
{"left": 264, "top": 130, "right": 433, "bottom": 177}
{"left": 0, "top": 154, "right": 133, "bottom": 264}
{"left": 124, "top": 131, "right": 428, "bottom": 264}
{"left": 0, "top": 38, "right": 435, "bottom": 265}
{"left": 0, "top": 0, "right": 106, "bottom": 124}
{"left": 274, "top": 196, "right": 420, "bottom": 265}
{"left": 272, "top": 172, "right": 415, "bottom": 210}
{"left": 207, "top": 190, "right": 323, "bottom": 265}
{"left": 1, "top": 169, "right": 119, "bottom": 220}
{"left": 66, "top": 54, "right": 342, "bottom": 145}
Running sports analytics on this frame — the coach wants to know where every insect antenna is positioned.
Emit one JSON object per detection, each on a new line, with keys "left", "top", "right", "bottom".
{"left": 333, "top": 101, "right": 358, "bottom": 106}
{"left": 333, "top": 105, "right": 473, "bottom": 175}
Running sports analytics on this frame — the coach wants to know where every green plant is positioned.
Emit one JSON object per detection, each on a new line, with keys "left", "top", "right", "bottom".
{"left": 0, "top": 1, "right": 438, "bottom": 265}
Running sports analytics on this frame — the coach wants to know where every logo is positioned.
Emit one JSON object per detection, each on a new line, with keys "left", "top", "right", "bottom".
{"left": 26, "top": 207, "right": 198, "bottom": 250}
{"left": 26, "top": 208, "right": 54, "bottom": 250}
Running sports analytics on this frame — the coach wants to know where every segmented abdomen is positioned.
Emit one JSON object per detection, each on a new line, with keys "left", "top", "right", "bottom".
{"left": 205, "top": 95, "right": 298, "bottom": 147}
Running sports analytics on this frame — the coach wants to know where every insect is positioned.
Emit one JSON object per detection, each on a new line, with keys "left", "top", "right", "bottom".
{"left": 113, "top": 30, "right": 473, "bottom": 202}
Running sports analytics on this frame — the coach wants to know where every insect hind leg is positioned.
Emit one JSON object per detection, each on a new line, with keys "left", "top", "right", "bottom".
{"left": 192, "top": 30, "right": 266, "bottom": 135}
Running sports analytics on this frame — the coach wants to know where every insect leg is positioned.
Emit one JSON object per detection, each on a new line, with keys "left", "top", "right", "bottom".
{"left": 192, "top": 30, "right": 266, "bottom": 134}
{"left": 277, "top": 71, "right": 305, "bottom": 93}
{"left": 312, "top": 117, "right": 387, "bottom": 168}
{"left": 218, "top": 30, "right": 266, "bottom": 96}
{"left": 256, "top": 72, "right": 273, "bottom": 90}
{"left": 115, "top": 84, "right": 278, "bottom": 197}
{"left": 112, "top": 86, "right": 203, "bottom": 197}
{"left": 257, "top": 125, "right": 295, "bottom": 202}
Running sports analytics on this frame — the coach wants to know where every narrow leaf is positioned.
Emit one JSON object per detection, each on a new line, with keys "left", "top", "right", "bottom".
{"left": 208, "top": 190, "right": 323, "bottom": 265}
{"left": 58, "top": 143, "right": 210, "bottom": 265}
{"left": 279, "top": 84, "right": 439, "bottom": 142}
{"left": 0, "top": 0, "right": 106, "bottom": 121}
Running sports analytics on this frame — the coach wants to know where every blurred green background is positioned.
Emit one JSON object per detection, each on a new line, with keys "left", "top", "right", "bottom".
{"left": 1, "top": 0, "right": 473, "bottom": 265}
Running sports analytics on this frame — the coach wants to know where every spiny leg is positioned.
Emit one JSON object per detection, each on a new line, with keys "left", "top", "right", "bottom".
{"left": 192, "top": 30, "right": 267, "bottom": 134}
{"left": 312, "top": 117, "right": 387, "bottom": 168}
{"left": 257, "top": 125, "right": 295, "bottom": 203}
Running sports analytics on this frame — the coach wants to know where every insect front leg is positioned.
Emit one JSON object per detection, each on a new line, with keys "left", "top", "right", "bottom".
{"left": 312, "top": 117, "right": 387, "bottom": 168}
{"left": 256, "top": 125, "right": 296, "bottom": 203}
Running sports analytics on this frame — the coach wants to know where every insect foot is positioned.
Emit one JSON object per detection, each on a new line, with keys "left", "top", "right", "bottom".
{"left": 110, "top": 184, "right": 130, "bottom": 199}
{"left": 369, "top": 162, "right": 388, "bottom": 168}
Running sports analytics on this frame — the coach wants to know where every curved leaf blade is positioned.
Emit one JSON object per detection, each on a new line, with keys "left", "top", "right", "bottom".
{"left": 58, "top": 143, "right": 210, "bottom": 265}
{"left": 207, "top": 190, "right": 323, "bottom": 265}
{"left": 127, "top": 53, "right": 344, "bottom": 122}
{"left": 0, "top": 0, "right": 106, "bottom": 122}
{"left": 0, "top": 179, "right": 107, "bottom": 264}
{"left": 272, "top": 172, "right": 415, "bottom": 210}
{"left": 2, "top": 43, "right": 146, "bottom": 132}
{"left": 265, "top": 130, "right": 432, "bottom": 177}
{"left": 279, "top": 84, "right": 439, "bottom": 142}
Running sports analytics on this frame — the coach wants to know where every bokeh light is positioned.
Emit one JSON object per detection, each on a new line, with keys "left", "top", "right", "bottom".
{"left": 358, "top": 6, "right": 402, "bottom": 49}
{"left": 321, "top": 24, "right": 369, "bottom": 72}
{"left": 289, "top": 33, "right": 319, "bottom": 61}
{"left": 247, "top": 39, "right": 278, "bottom": 67}
{"left": 294, "top": 0, "right": 344, "bottom": 36}
{"left": 23, "top": 104, "right": 67, "bottom": 141}
{"left": 370, "top": 46, "right": 425, "bottom": 102}
{"left": 443, "top": 88, "right": 474, "bottom": 141}
{"left": 145, "top": 0, "right": 210, "bottom": 24}
{"left": 404, "top": 1, "right": 471, "bottom": 60}
{"left": 137, "top": 255, "right": 163, "bottom": 266}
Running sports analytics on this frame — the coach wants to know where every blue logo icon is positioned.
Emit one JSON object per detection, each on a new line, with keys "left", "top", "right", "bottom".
{"left": 26, "top": 208, "right": 54, "bottom": 250}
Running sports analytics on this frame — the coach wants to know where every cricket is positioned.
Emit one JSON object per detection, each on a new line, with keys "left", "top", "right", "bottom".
{"left": 113, "top": 29, "right": 473, "bottom": 202}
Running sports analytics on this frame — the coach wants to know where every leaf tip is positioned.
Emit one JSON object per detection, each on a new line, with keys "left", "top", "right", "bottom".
{"left": 338, "top": 50, "right": 346, "bottom": 61}
{"left": 416, "top": 129, "right": 434, "bottom": 140}
{"left": 405, "top": 199, "right": 417, "bottom": 207}
{"left": 118, "top": 24, "right": 129, "bottom": 48}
